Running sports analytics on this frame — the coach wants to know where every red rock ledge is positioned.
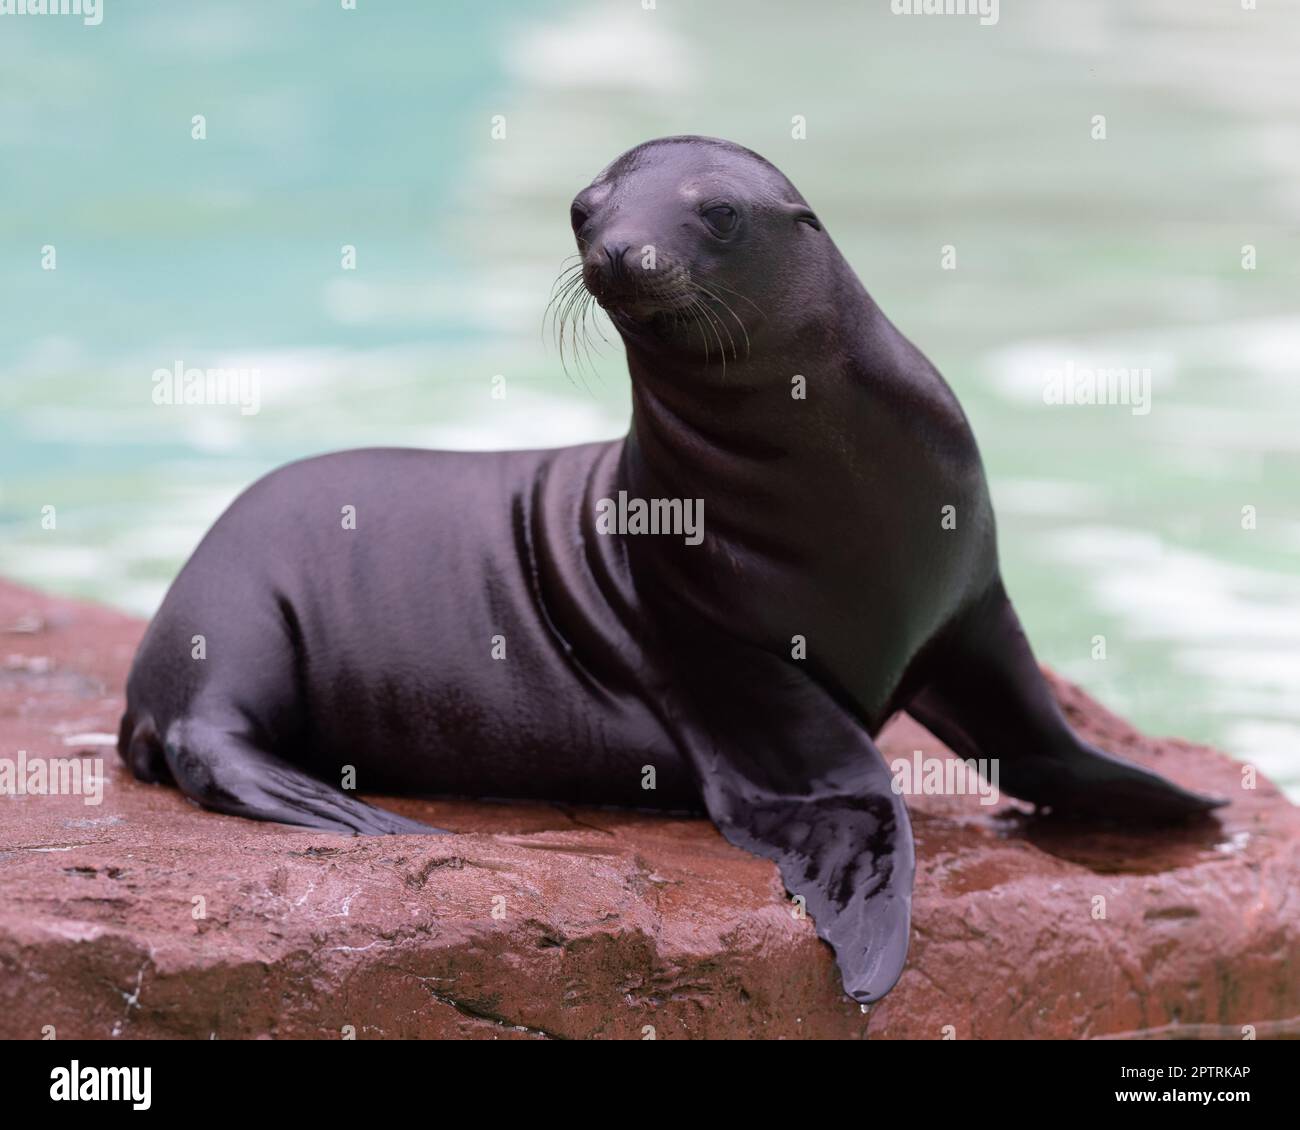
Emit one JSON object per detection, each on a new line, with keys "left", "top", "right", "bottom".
{"left": 0, "top": 578, "right": 1296, "bottom": 1040}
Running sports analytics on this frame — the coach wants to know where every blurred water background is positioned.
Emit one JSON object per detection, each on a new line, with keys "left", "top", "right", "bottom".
{"left": 1, "top": 0, "right": 1297, "bottom": 795}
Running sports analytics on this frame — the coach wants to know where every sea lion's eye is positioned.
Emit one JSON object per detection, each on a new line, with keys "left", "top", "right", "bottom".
{"left": 701, "top": 204, "right": 738, "bottom": 235}
{"left": 570, "top": 204, "right": 590, "bottom": 234}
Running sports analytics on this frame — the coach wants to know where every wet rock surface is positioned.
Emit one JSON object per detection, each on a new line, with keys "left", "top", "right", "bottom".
{"left": 1, "top": 578, "right": 1296, "bottom": 1039}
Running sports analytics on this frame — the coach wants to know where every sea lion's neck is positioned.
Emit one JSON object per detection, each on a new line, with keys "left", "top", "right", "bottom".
{"left": 617, "top": 283, "right": 886, "bottom": 507}
{"left": 611, "top": 276, "right": 979, "bottom": 597}
{"left": 607, "top": 268, "right": 989, "bottom": 698}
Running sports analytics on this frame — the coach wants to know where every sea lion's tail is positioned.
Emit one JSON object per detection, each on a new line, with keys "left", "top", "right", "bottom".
{"left": 117, "top": 712, "right": 171, "bottom": 785}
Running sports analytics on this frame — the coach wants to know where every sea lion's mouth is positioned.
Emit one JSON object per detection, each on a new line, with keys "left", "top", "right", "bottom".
{"left": 597, "top": 283, "right": 752, "bottom": 359}
{"left": 581, "top": 274, "right": 701, "bottom": 333}
{"left": 596, "top": 292, "right": 691, "bottom": 322}
{"left": 604, "top": 298, "right": 709, "bottom": 344}
{"left": 583, "top": 260, "right": 695, "bottom": 322}
{"left": 547, "top": 251, "right": 753, "bottom": 374}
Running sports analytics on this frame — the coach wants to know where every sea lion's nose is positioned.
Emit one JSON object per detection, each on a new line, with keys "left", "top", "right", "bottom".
{"left": 584, "top": 242, "right": 636, "bottom": 300}
{"left": 602, "top": 242, "right": 631, "bottom": 283}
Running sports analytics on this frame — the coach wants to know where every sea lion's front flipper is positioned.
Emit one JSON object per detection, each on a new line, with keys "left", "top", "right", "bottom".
{"left": 702, "top": 759, "right": 915, "bottom": 1003}
{"left": 907, "top": 581, "right": 1227, "bottom": 822}
{"left": 670, "top": 640, "right": 915, "bottom": 1004}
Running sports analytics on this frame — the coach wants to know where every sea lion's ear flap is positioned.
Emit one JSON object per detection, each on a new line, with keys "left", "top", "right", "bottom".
{"left": 783, "top": 202, "right": 822, "bottom": 231}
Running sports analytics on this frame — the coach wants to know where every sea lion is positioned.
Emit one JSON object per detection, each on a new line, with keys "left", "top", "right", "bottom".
{"left": 119, "top": 135, "right": 1224, "bottom": 1003}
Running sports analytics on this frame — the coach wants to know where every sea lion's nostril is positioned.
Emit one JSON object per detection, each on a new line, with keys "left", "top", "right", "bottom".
{"left": 603, "top": 243, "right": 629, "bottom": 282}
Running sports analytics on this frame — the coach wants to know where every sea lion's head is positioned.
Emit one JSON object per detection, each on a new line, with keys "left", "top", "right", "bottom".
{"left": 563, "top": 136, "right": 829, "bottom": 373}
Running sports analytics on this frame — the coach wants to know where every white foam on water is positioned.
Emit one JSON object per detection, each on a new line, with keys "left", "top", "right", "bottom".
{"left": 1041, "top": 525, "right": 1300, "bottom": 793}
{"left": 983, "top": 339, "right": 1178, "bottom": 406}
{"left": 984, "top": 317, "right": 1300, "bottom": 452}
{"left": 0, "top": 543, "right": 117, "bottom": 584}
{"left": 1174, "top": 647, "right": 1300, "bottom": 711}
{"left": 1144, "top": 404, "right": 1300, "bottom": 454}
{"left": 419, "top": 386, "right": 624, "bottom": 452}
{"left": 321, "top": 278, "right": 531, "bottom": 336}
{"left": 104, "top": 521, "right": 211, "bottom": 563}
{"left": 992, "top": 478, "right": 1107, "bottom": 518}
{"left": 1220, "top": 720, "right": 1300, "bottom": 797}
{"left": 505, "top": 3, "right": 694, "bottom": 93}
{"left": 1047, "top": 526, "right": 1300, "bottom": 646}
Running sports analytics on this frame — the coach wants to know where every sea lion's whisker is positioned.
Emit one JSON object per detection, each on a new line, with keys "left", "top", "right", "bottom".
{"left": 556, "top": 277, "right": 594, "bottom": 382}
{"left": 586, "top": 297, "right": 612, "bottom": 347}
{"left": 542, "top": 267, "right": 580, "bottom": 344}
{"left": 684, "top": 296, "right": 711, "bottom": 365}
{"left": 575, "top": 288, "right": 610, "bottom": 381}
{"left": 544, "top": 266, "right": 585, "bottom": 345}
{"left": 688, "top": 294, "right": 727, "bottom": 377}
{"left": 706, "top": 278, "right": 765, "bottom": 319}
{"left": 693, "top": 281, "right": 750, "bottom": 360}
{"left": 556, "top": 295, "right": 585, "bottom": 383}
{"left": 691, "top": 284, "right": 741, "bottom": 362}
{"left": 686, "top": 288, "right": 734, "bottom": 370}
{"left": 545, "top": 261, "right": 584, "bottom": 304}
{"left": 546, "top": 276, "right": 579, "bottom": 369}
{"left": 694, "top": 297, "right": 729, "bottom": 370}
{"left": 575, "top": 292, "right": 604, "bottom": 377}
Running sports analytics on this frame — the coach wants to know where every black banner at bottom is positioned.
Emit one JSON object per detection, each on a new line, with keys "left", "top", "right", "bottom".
{"left": 3, "top": 1035, "right": 1288, "bottom": 1116}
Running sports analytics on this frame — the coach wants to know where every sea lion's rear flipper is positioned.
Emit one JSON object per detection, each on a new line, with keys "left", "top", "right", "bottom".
{"left": 671, "top": 640, "right": 915, "bottom": 1004}
{"left": 907, "top": 582, "right": 1227, "bottom": 822}
{"left": 160, "top": 717, "right": 443, "bottom": 835}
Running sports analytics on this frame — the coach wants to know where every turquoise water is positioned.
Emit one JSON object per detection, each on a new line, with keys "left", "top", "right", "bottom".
{"left": 1, "top": 0, "right": 1297, "bottom": 796}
